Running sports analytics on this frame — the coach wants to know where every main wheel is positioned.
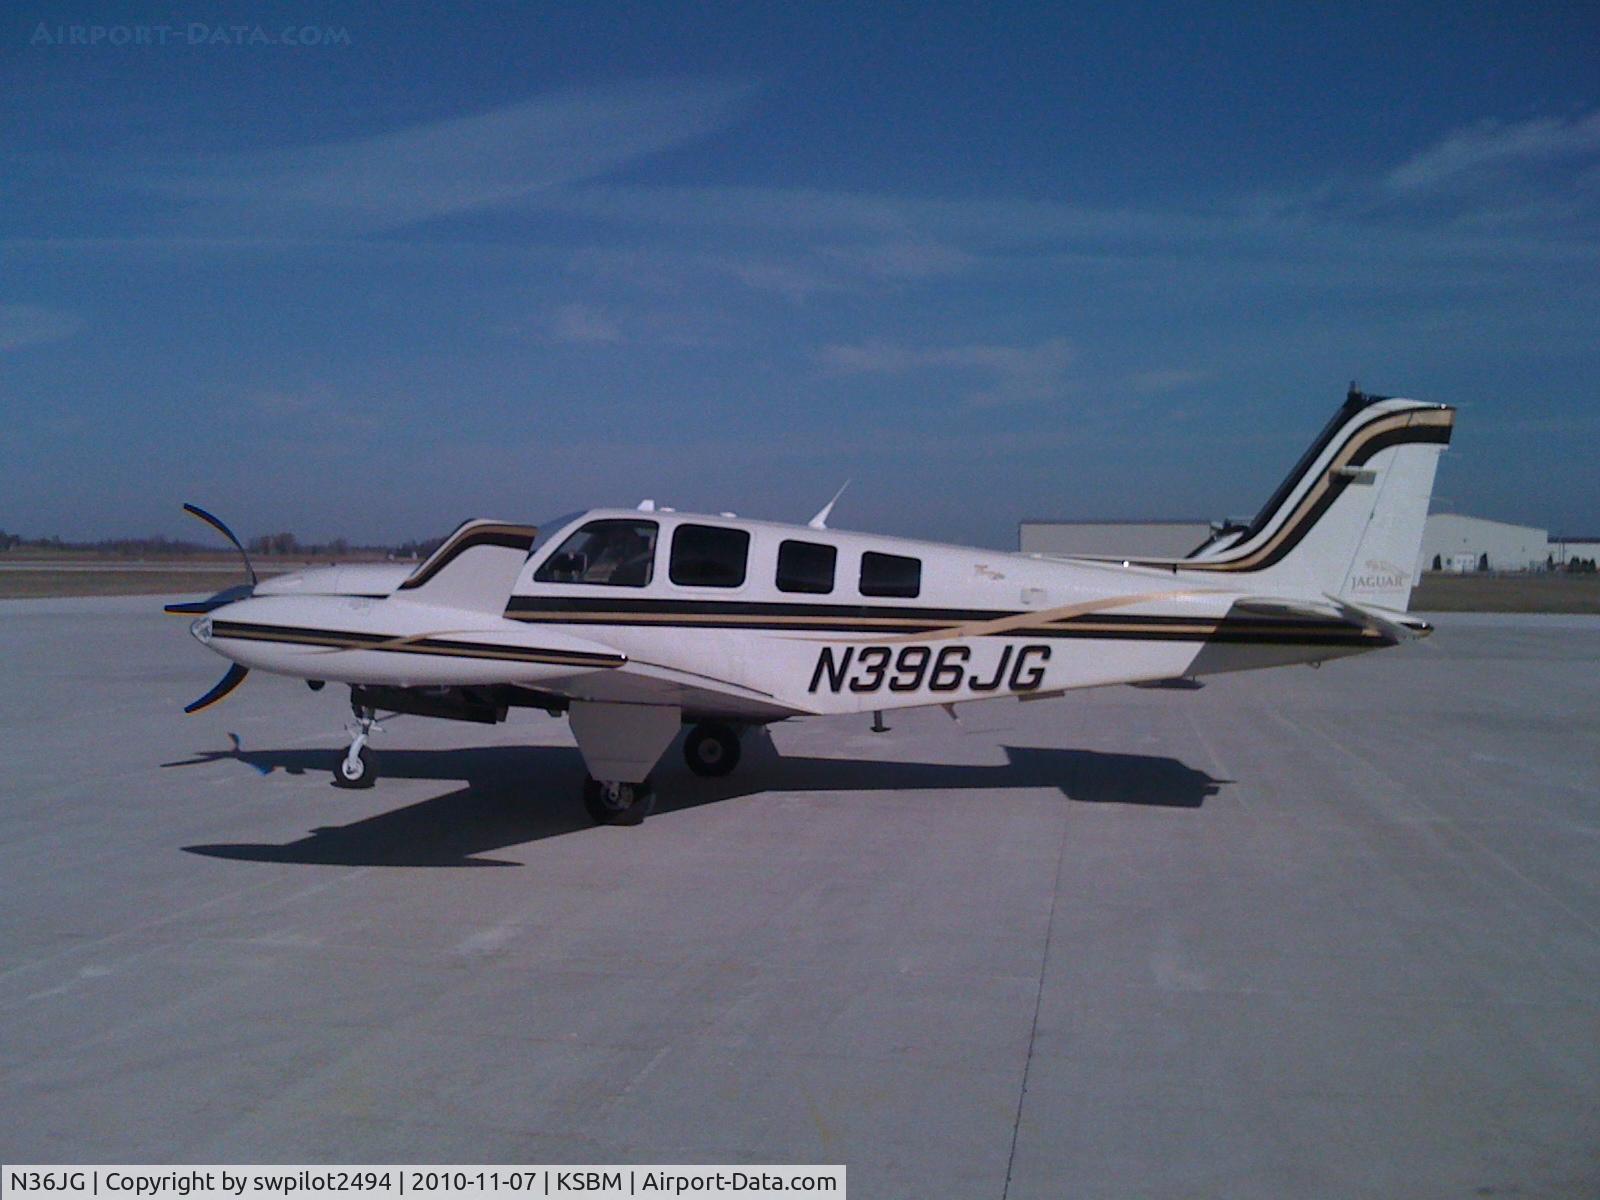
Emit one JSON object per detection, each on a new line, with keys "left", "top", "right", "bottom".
{"left": 583, "top": 775, "right": 656, "bottom": 826}
{"left": 684, "top": 723, "right": 741, "bottom": 777}
{"left": 332, "top": 745, "right": 375, "bottom": 789}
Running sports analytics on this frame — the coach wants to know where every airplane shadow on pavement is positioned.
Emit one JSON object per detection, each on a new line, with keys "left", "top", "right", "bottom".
{"left": 167, "top": 735, "right": 1228, "bottom": 868}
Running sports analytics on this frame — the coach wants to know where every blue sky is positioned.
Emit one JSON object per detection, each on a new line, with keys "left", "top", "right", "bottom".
{"left": 4, "top": 2, "right": 1597, "bottom": 546}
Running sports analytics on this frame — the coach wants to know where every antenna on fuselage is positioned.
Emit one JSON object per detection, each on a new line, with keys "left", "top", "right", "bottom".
{"left": 808, "top": 480, "right": 851, "bottom": 530}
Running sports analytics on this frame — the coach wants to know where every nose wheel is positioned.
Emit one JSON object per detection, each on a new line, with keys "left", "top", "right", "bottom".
{"left": 332, "top": 704, "right": 381, "bottom": 789}
{"left": 336, "top": 745, "right": 375, "bottom": 788}
{"left": 684, "top": 722, "right": 741, "bottom": 777}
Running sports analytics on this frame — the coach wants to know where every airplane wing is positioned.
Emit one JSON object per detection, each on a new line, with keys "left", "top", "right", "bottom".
{"left": 524, "top": 654, "right": 807, "bottom": 724}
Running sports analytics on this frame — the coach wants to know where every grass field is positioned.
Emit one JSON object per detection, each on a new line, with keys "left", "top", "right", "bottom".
{"left": 0, "top": 552, "right": 399, "bottom": 600}
{"left": 0, "top": 568, "right": 290, "bottom": 600}
{"left": 1409, "top": 571, "right": 1600, "bottom": 613}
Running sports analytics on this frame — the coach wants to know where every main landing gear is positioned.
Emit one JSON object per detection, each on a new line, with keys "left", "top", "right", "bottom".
{"left": 583, "top": 720, "right": 742, "bottom": 824}
{"left": 332, "top": 704, "right": 381, "bottom": 789}
{"left": 683, "top": 721, "right": 741, "bottom": 777}
{"left": 568, "top": 700, "right": 680, "bottom": 828}
{"left": 582, "top": 776, "right": 655, "bottom": 826}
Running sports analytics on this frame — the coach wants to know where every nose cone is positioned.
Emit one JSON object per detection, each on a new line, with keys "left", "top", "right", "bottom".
{"left": 188, "top": 598, "right": 250, "bottom": 659}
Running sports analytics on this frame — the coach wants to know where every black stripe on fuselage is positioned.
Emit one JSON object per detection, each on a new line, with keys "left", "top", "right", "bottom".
{"left": 209, "top": 620, "right": 625, "bottom": 667}
{"left": 508, "top": 597, "right": 1010, "bottom": 620}
{"left": 502, "top": 600, "right": 1385, "bottom": 646}
{"left": 506, "top": 595, "right": 1009, "bottom": 633}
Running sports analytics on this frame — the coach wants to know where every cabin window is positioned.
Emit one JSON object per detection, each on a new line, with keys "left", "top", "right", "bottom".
{"left": 670, "top": 524, "right": 750, "bottom": 588}
{"left": 533, "top": 519, "right": 657, "bottom": 586}
{"left": 777, "top": 539, "right": 836, "bottom": 594}
{"left": 860, "top": 551, "right": 921, "bottom": 598}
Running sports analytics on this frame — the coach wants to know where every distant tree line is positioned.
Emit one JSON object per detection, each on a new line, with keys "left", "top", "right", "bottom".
{"left": 0, "top": 529, "right": 446, "bottom": 559}
{"left": 243, "top": 532, "right": 448, "bottom": 559}
{"left": 1541, "top": 553, "right": 1598, "bottom": 574}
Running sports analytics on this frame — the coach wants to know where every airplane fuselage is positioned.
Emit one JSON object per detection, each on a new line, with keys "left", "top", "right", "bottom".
{"left": 196, "top": 509, "right": 1393, "bottom": 724}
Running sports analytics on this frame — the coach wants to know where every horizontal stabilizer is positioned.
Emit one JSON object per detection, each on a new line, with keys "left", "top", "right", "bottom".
{"left": 1327, "top": 594, "right": 1433, "bottom": 641}
{"left": 1235, "top": 595, "right": 1432, "bottom": 641}
{"left": 395, "top": 519, "right": 538, "bottom": 614}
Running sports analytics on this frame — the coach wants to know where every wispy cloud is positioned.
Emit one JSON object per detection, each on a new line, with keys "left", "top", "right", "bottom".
{"left": 819, "top": 336, "right": 1073, "bottom": 407}
{"left": 0, "top": 304, "right": 81, "bottom": 352}
{"left": 131, "top": 79, "right": 756, "bottom": 235}
{"left": 35, "top": 86, "right": 1599, "bottom": 293}
{"left": 821, "top": 240, "right": 979, "bottom": 280}
{"left": 1387, "top": 111, "right": 1600, "bottom": 192}
{"left": 1128, "top": 368, "right": 1211, "bottom": 395}
{"left": 546, "top": 105, "right": 1600, "bottom": 282}
{"left": 548, "top": 303, "right": 623, "bottom": 344}
{"left": 553, "top": 183, "right": 1214, "bottom": 248}
{"left": 233, "top": 387, "right": 384, "bottom": 435}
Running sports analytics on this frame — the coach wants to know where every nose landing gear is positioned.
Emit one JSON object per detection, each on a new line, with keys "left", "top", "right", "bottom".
{"left": 332, "top": 704, "right": 381, "bottom": 789}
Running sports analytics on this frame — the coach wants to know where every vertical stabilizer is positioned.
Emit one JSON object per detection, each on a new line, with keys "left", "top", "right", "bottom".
{"left": 1158, "top": 390, "right": 1453, "bottom": 612}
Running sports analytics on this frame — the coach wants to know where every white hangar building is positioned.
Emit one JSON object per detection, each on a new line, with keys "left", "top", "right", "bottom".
{"left": 1418, "top": 514, "right": 1548, "bottom": 573}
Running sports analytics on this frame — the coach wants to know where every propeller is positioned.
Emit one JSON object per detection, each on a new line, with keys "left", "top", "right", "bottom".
{"left": 163, "top": 503, "right": 259, "bottom": 615}
{"left": 163, "top": 583, "right": 254, "bottom": 616}
{"left": 165, "top": 503, "right": 258, "bottom": 712}
{"left": 183, "top": 662, "right": 250, "bottom": 714}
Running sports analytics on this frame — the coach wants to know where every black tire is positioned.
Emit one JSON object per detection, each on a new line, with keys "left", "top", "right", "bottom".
{"left": 583, "top": 775, "right": 655, "bottom": 825}
{"left": 332, "top": 745, "right": 375, "bottom": 789}
{"left": 684, "top": 723, "right": 741, "bottom": 777}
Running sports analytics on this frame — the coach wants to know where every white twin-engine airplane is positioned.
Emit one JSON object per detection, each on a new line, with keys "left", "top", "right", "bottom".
{"left": 168, "top": 388, "right": 1453, "bottom": 825}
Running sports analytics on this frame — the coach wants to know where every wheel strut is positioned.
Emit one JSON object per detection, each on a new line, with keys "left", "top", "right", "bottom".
{"left": 333, "top": 703, "right": 381, "bottom": 789}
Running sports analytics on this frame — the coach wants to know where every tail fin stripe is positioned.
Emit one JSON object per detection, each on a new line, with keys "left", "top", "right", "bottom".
{"left": 1169, "top": 407, "right": 1452, "bottom": 574}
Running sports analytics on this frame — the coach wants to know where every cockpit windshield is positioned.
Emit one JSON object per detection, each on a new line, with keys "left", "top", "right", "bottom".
{"left": 533, "top": 518, "right": 658, "bottom": 587}
{"left": 529, "top": 512, "right": 585, "bottom": 555}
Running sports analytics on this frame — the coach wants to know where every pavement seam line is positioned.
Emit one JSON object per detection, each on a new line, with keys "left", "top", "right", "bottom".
{"left": 1001, "top": 801, "right": 1072, "bottom": 1200}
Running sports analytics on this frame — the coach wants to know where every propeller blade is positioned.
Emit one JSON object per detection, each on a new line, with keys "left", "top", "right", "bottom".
{"left": 181, "top": 502, "right": 258, "bottom": 586}
{"left": 163, "top": 583, "right": 256, "bottom": 615}
{"left": 184, "top": 663, "right": 250, "bottom": 714}
{"left": 165, "top": 601, "right": 220, "bottom": 615}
